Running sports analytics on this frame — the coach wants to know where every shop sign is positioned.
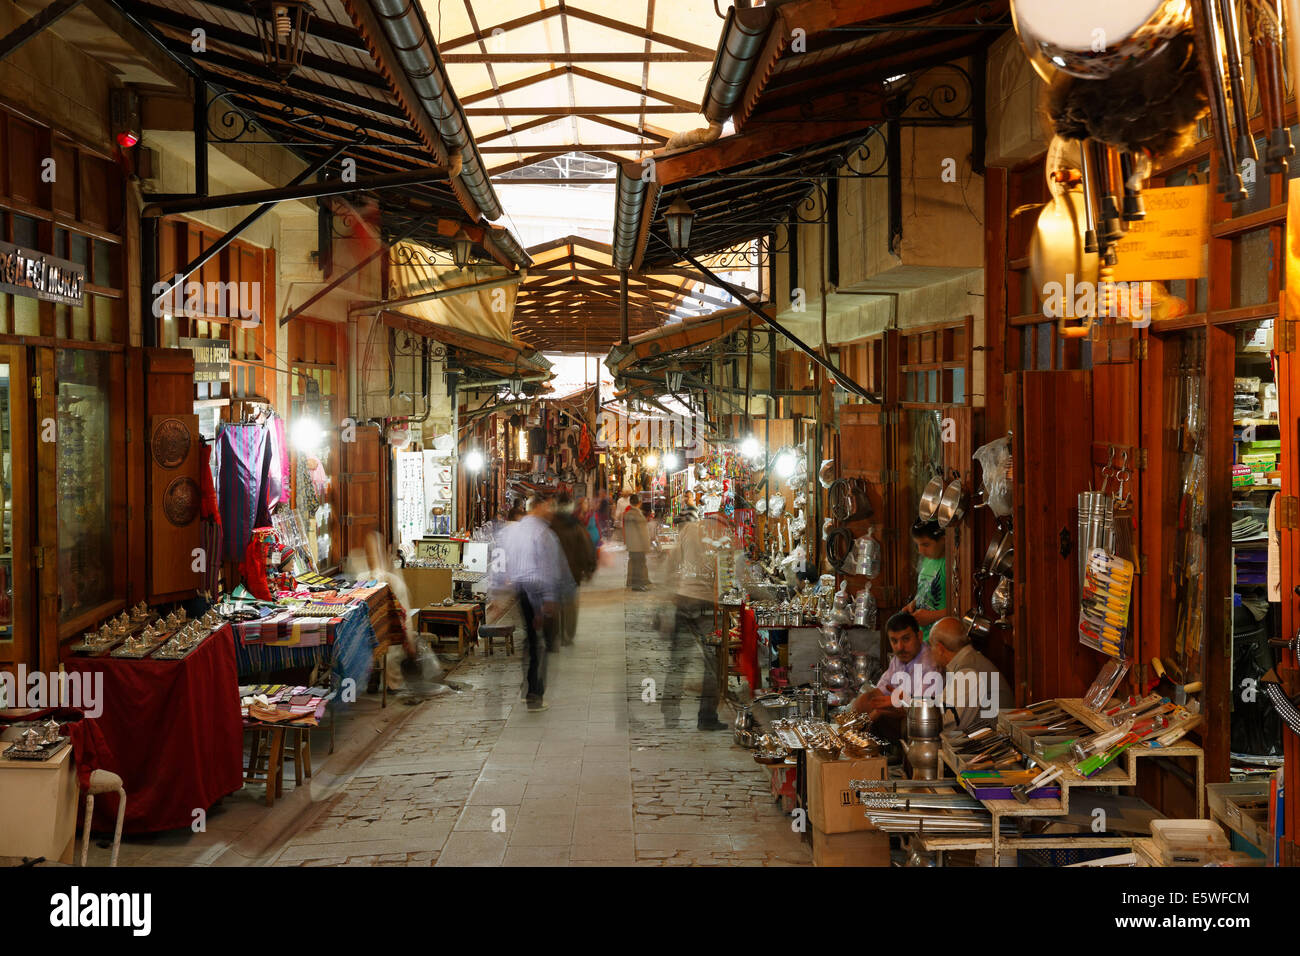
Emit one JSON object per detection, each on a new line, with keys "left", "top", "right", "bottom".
{"left": 1110, "top": 185, "right": 1209, "bottom": 282}
{"left": 179, "top": 337, "right": 231, "bottom": 383}
{"left": 0, "top": 241, "right": 85, "bottom": 306}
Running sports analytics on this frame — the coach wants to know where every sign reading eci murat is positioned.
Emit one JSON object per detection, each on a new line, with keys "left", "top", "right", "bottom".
{"left": 0, "top": 241, "right": 86, "bottom": 307}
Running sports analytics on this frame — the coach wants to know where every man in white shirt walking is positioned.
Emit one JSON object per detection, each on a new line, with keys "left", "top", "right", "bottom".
{"left": 494, "top": 492, "right": 575, "bottom": 712}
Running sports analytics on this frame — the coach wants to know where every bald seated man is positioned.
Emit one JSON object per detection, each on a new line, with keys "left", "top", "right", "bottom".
{"left": 928, "top": 616, "right": 1012, "bottom": 734}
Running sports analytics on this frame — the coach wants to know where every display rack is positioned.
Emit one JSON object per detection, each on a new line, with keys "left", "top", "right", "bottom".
{"left": 921, "top": 698, "right": 1205, "bottom": 864}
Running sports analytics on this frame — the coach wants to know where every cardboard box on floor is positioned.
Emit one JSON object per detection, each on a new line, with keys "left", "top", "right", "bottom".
{"left": 806, "top": 749, "right": 887, "bottom": 833}
{"left": 403, "top": 568, "right": 454, "bottom": 609}
{"left": 812, "top": 826, "right": 891, "bottom": 866}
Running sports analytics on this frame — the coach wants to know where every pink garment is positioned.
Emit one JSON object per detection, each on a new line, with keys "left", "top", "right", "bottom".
{"left": 266, "top": 416, "right": 291, "bottom": 506}
{"left": 310, "top": 460, "right": 328, "bottom": 497}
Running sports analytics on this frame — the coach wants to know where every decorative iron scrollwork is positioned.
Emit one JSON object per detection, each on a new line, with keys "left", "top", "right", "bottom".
{"left": 840, "top": 126, "right": 889, "bottom": 178}
{"left": 206, "top": 89, "right": 369, "bottom": 147}
{"left": 391, "top": 243, "right": 456, "bottom": 268}
{"left": 895, "top": 64, "right": 975, "bottom": 123}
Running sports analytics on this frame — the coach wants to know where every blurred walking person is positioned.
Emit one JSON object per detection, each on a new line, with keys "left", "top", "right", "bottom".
{"left": 495, "top": 492, "right": 574, "bottom": 712}
{"left": 659, "top": 515, "right": 724, "bottom": 730}
{"left": 624, "top": 493, "right": 651, "bottom": 590}
{"left": 552, "top": 493, "right": 596, "bottom": 647}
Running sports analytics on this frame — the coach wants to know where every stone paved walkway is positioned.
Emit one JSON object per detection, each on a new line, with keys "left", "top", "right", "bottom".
{"left": 92, "top": 551, "right": 810, "bottom": 867}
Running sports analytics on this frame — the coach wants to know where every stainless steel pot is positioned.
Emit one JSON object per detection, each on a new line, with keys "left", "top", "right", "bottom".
{"left": 918, "top": 474, "right": 945, "bottom": 521}
{"left": 907, "top": 699, "right": 944, "bottom": 740}
{"left": 963, "top": 608, "right": 994, "bottom": 643}
{"left": 936, "top": 477, "right": 968, "bottom": 527}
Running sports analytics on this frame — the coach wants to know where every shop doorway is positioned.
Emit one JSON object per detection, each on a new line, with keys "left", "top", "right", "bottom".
{"left": 0, "top": 346, "right": 32, "bottom": 679}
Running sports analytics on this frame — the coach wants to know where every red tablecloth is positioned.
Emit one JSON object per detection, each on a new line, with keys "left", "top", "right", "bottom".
{"left": 63, "top": 624, "right": 244, "bottom": 834}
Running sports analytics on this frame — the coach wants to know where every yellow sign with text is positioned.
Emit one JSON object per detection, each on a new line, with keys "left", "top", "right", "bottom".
{"left": 1110, "top": 184, "right": 1209, "bottom": 281}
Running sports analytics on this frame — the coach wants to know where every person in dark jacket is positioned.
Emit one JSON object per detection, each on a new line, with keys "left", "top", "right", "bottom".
{"left": 551, "top": 493, "right": 597, "bottom": 646}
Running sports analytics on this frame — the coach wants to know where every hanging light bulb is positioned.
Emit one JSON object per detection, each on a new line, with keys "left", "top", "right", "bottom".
{"left": 663, "top": 195, "right": 695, "bottom": 250}
{"left": 251, "top": 0, "right": 315, "bottom": 82}
{"left": 452, "top": 230, "right": 473, "bottom": 270}
{"left": 740, "top": 436, "right": 760, "bottom": 459}
{"left": 663, "top": 452, "right": 681, "bottom": 471}
{"left": 775, "top": 451, "right": 797, "bottom": 479}
{"left": 463, "top": 449, "right": 485, "bottom": 472}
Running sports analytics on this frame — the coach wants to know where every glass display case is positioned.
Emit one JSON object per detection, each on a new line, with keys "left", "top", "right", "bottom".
{"left": 56, "top": 350, "right": 114, "bottom": 622}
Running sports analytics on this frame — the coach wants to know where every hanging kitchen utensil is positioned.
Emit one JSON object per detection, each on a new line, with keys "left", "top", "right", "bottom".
{"left": 935, "top": 475, "right": 968, "bottom": 527}
{"left": 981, "top": 528, "right": 1015, "bottom": 580}
{"left": 918, "top": 473, "right": 945, "bottom": 522}
{"left": 1119, "top": 150, "right": 1147, "bottom": 221}
{"left": 1193, "top": 0, "right": 1248, "bottom": 199}
{"left": 963, "top": 608, "right": 994, "bottom": 644}
{"left": 1111, "top": 452, "right": 1136, "bottom": 561}
{"left": 1218, "top": 0, "right": 1259, "bottom": 165}
{"left": 818, "top": 458, "right": 836, "bottom": 489}
{"left": 1246, "top": 0, "right": 1292, "bottom": 173}
{"left": 1093, "top": 142, "right": 1124, "bottom": 257}
{"left": 1078, "top": 137, "right": 1101, "bottom": 258}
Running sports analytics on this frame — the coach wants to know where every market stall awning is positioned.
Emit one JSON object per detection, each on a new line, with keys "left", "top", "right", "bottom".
{"left": 605, "top": 304, "right": 756, "bottom": 375}
{"left": 381, "top": 310, "right": 551, "bottom": 388}
{"left": 115, "top": 0, "right": 529, "bottom": 266}
{"left": 611, "top": 0, "right": 1008, "bottom": 272}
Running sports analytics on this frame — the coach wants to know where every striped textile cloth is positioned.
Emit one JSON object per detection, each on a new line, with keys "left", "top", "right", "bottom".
{"left": 231, "top": 600, "right": 376, "bottom": 696}
{"left": 216, "top": 423, "right": 272, "bottom": 563}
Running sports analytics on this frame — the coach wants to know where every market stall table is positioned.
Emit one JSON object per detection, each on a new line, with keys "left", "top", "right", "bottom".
{"left": 417, "top": 602, "right": 484, "bottom": 657}
{"left": 231, "top": 592, "right": 381, "bottom": 696}
{"left": 63, "top": 624, "right": 244, "bottom": 834}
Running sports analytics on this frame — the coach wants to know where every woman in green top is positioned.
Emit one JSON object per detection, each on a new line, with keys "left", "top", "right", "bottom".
{"left": 904, "top": 519, "right": 948, "bottom": 640}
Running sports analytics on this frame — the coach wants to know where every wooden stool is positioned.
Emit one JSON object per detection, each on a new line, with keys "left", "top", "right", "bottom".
{"left": 245, "top": 726, "right": 286, "bottom": 807}
{"left": 80, "top": 769, "right": 126, "bottom": 867}
{"left": 478, "top": 624, "right": 515, "bottom": 656}
{"left": 284, "top": 727, "right": 312, "bottom": 786}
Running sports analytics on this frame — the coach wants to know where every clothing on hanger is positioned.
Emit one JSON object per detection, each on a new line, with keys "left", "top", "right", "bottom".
{"left": 218, "top": 423, "right": 273, "bottom": 562}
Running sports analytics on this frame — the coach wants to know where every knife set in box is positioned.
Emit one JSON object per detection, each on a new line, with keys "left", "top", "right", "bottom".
{"left": 1078, "top": 549, "right": 1133, "bottom": 658}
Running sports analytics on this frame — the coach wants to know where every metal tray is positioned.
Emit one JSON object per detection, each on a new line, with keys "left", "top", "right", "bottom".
{"left": 151, "top": 633, "right": 212, "bottom": 660}
{"left": 3, "top": 737, "right": 68, "bottom": 761}
{"left": 69, "top": 636, "right": 126, "bottom": 656}
{"left": 110, "top": 636, "right": 169, "bottom": 659}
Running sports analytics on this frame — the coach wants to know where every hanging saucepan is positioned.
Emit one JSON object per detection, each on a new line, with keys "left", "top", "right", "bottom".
{"left": 918, "top": 474, "right": 945, "bottom": 521}
{"left": 819, "top": 459, "right": 836, "bottom": 489}
{"left": 935, "top": 477, "right": 968, "bottom": 528}
{"left": 962, "top": 608, "right": 994, "bottom": 643}
{"left": 991, "top": 537, "right": 1014, "bottom": 580}
{"left": 980, "top": 528, "right": 1014, "bottom": 580}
